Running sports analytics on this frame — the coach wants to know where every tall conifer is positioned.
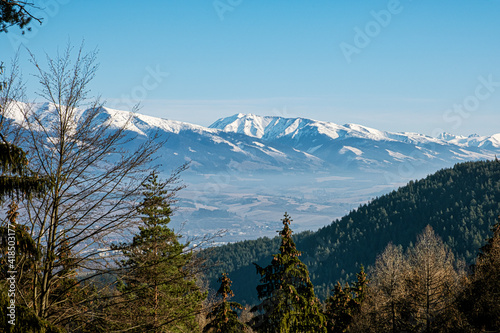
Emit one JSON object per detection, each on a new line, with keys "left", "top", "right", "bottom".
{"left": 113, "top": 171, "right": 206, "bottom": 332}
{"left": 250, "top": 213, "right": 326, "bottom": 333}
{"left": 0, "top": 64, "right": 48, "bottom": 201}
{"left": 0, "top": 63, "right": 56, "bottom": 332}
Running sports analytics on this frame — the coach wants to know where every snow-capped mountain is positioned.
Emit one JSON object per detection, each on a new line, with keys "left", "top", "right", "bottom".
{"left": 207, "top": 113, "right": 499, "bottom": 175}
{"left": 5, "top": 104, "right": 500, "bottom": 241}
{"left": 7, "top": 105, "right": 499, "bottom": 176}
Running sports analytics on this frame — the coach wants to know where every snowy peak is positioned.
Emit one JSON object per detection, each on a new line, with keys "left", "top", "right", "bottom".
{"left": 436, "top": 132, "right": 500, "bottom": 148}
{"left": 209, "top": 113, "right": 271, "bottom": 138}
{"left": 99, "top": 106, "right": 218, "bottom": 136}
{"left": 5, "top": 106, "right": 500, "bottom": 176}
{"left": 209, "top": 113, "right": 315, "bottom": 139}
{"left": 210, "top": 113, "right": 374, "bottom": 141}
{"left": 210, "top": 114, "right": 429, "bottom": 144}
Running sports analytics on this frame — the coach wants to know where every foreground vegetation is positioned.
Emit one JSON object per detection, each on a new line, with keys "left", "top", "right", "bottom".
{"left": 206, "top": 160, "right": 500, "bottom": 303}
{"left": 0, "top": 4, "right": 499, "bottom": 332}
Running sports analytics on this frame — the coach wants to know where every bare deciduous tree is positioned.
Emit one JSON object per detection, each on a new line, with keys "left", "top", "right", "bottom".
{"left": 3, "top": 44, "right": 161, "bottom": 329}
{"left": 365, "top": 243, "right": 409, "bottom": 333}
{"left": 350, "top": 227, "right": 466, "bottom": 333}
{"left": 406, "top": 226, "right": 464, "bottom": 332}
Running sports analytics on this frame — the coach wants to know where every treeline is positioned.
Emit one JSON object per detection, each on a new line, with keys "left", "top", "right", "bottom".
{"left": 204, "top": 213, "right": 500, "bottom": 332}
{"left": 205, "top": 160, "right": 500, "bottom": 303}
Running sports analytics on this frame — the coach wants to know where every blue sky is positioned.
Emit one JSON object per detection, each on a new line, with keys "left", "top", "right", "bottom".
{"left": 1, "top": 0, "right": 499, "bottom": 136}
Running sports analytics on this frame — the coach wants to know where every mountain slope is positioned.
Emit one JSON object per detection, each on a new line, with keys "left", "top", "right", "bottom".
{"left": 203, "top": 160, "right": 500, "bottom": 304}
{"left": 208, "top": 113, "right": 499, "bottom": 174}
{"left": 8, "top": 105, "right": 500, "bottom": 176}
{"left": 6, "top": 104, "right": 500, "bottom": 241}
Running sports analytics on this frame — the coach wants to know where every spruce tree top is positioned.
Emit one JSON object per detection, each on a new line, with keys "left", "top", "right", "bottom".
{"left": 278, "top": 212, "right": 301, "bottom": 258}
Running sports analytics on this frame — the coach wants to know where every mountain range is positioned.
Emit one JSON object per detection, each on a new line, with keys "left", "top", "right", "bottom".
{"left": 5, "top": 104, "right": 500, "bottom": 241}
{"left": 114, "top": 109, "right": 500, "bottom": 175}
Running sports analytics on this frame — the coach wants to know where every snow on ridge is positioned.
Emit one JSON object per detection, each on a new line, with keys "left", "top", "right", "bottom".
{"left": 209, "top": 113, "right": 275, "bottom": 138}
{"left": 386, "top": 149, "right": 414, "bottom": 161}
{"left": 488, "top": 134, "right": 500, "bottom": 148}
{"left": 7, "top": 105, "right": 500, "bottom": 155}
{"left": 210, "top": 113, "right": 319, "bottom": 140}
{"left": 209, "top": 114, "right": 500, "bottom": 149}
{"left": 339, "top": 146, "right": 363, "bottom": 156}
{"left": 343, "top": 123, "right": 390, "bottom": 141}
{"left": 96, "top": 107, "right": 222, "bottom": 139}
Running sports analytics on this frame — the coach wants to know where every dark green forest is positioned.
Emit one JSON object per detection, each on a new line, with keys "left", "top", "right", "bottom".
{"left": 204, "top": 160, "right": 500, "bottom": 304}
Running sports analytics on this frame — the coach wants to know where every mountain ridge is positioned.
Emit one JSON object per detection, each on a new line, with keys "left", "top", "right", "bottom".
{"left": 5, "top": 104, "right": 500, "bottom": 242}
{"left": 209, "top": 112, "right": 500, "bottom": 148}
{"left": 8, "top": 103, "right": 500, "bottom": 176}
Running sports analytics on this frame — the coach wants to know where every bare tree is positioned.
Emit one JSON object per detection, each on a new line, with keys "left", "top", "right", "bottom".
{"left": 405, "top": 225, "right": 464, "bottom": 333}
{"left": 2, "top": 44, "right": 161, "bottom": 329}
{"left": 364, "top": 243, "right": 409, "bottom": 333}
{"left": 350, "top": 227, "right": 466, "bottom": 333}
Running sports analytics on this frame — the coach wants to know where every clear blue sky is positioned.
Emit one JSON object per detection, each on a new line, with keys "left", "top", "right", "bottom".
{"left": 1, "top": 0, "right": 499, "bottom": 136}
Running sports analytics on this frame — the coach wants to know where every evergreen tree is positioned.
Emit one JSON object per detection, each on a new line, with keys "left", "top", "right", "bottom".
{"left": 204, "top": 272, "right": 248, "bottom": 333}
{"left": 324, "top": 282, "right": 354, "bottom": 333}
{"left": 113, "top": 171, "right": 206, "bottom": 333}
{"left": 250, "top": 213, "right": 326, "bottom": 333}
{"left": 0, "top": 64, "right": 55, "bottom": 332}
{"left": 351, "top": 266, "right": 368, "bottom": 309}
{"left": 204, "top": 160, "right": 500, "bottom": 304}
{"left": 0, "top": 202, "right": 64, "bottom": 333}
{"left": 0, "top": 64, "right": 49, "bottom": 201}
{"left": 324, "top": 266, "right": 368, "bottom": 333}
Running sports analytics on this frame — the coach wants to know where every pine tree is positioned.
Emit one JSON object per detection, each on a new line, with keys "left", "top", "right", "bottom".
{"left": 250, "top": 213, "right": 326, "bottom": 333}
{"left": 0, "top": 0, "right": 41, "bottom": 33}
{"left": 351, "top": 265, "right": 368, "bottom": 309}
{"left": 113, "top": 171, "right": 206, "bottom": 333}
{"left": 0, "top": 64, "right": 55, "bottom": 332}
{"left": 204, "top": 272, "right": 248, "bottom": 333}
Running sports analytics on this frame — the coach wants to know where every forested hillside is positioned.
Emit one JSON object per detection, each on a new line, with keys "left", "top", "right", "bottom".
{"left": 204, "top": 160, "right": 500, "bottom": 304}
